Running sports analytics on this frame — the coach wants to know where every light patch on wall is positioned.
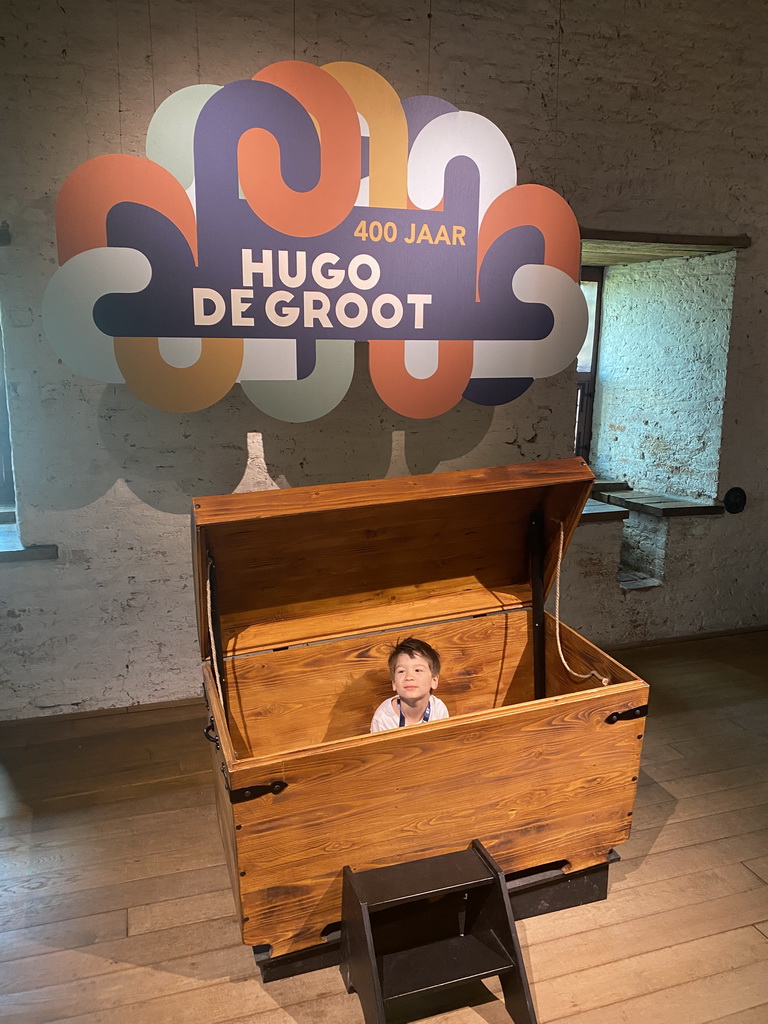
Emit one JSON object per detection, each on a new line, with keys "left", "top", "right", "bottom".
{"left": 238, "top": 339, "right": 298, "bottom": 381}
{"left": 404, "top": 340, "right": 440, "bottom": 379}
{"left": 592, "top": 251, "right": 735, "bottom": 500}
{"left": 157, "top": 338, "right": 203, "bottom": 369}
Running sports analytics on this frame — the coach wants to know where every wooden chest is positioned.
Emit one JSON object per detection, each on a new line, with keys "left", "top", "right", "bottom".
{"left": 191, "top": 457, "right": 648, "bottom": 959}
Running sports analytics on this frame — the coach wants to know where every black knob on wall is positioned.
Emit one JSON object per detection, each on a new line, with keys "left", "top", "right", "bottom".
{"left": 723, "top": 487, "right": 747, "bottom": 514}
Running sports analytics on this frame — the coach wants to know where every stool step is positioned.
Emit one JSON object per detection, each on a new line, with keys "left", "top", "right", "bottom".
{"left": 381, "top": 929, "right": 514, "bottom": 1001}
{"left": 351, "top": 847, "right": 494, "bottom": 910}
{"left": 341, "top": 841, "right": 538, "bottom": 1023}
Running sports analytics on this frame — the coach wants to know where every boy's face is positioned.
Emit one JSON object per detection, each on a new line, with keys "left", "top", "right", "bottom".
{"left": 391, "top": 653, "right": 438, "bottom": 705}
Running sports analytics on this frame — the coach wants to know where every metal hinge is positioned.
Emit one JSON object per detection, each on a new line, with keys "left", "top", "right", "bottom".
{"left": 203, "top": 718, "right": 220, "bottom": 750}
{"left": 229, "top": 780, "right": 289, "bottom": 804}
{"left": 605, "top": 705, "right": 648, "bottom": 725}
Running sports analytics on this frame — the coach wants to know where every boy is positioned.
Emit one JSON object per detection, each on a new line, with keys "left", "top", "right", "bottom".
{"left": 370, "top": 637, "right": 449, "bottom": 732}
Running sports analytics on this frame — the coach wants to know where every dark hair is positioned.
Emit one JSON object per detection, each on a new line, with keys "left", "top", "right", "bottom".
{"left": 388, "top": 637, "right": 441, "bottom": 678}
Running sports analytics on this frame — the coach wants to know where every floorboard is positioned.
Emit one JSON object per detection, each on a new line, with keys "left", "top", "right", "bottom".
{"left": 0, "top": 630, "right": 766, "bottom": 1023}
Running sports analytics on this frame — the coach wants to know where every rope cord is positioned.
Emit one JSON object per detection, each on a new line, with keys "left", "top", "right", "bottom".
{"left": 205, "top": 564, "right": 226, "bottom": 711}
{"left": 554, "top": 520, "right": 611, "bottom": 687}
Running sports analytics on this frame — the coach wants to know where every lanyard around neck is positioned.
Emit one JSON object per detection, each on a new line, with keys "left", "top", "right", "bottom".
{"left": 398, "top": 697, "right": 432, "bottom": 728}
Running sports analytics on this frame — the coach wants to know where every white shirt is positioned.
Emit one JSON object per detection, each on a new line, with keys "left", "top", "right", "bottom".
{"left": 370, "top": 694, "right": 450, "bottom": 733}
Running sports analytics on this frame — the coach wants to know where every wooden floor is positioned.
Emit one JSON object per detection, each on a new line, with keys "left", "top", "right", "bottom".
{"left": 1, "top": 631, "right": 768, "bottom": 1024}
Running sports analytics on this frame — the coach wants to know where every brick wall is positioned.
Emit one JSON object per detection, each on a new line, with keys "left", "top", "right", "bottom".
{"left": 1, "top": 0, "right": 766, "bottom": 716}
{"left": 592, "top": 252, "right": 735, "bottom": 500}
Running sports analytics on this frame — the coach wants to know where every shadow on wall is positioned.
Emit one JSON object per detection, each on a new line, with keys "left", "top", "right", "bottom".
{"left": 65, "top": 346, "right": 498, "bottom": 514}
{"left": 260, "top": 351, "right": 496, "bottom": 488}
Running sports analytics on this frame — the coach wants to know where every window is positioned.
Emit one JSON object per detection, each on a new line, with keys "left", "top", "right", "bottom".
{"left": 574, "top": 247, "right": 738, "bottom": 585}
{"left": 575, "top": 229, "right": 748, "bottom": 490}
{"left": 588, "top": 252, "right": 735, "bottom": 500}
{"left": 575, "top": 267, "right": 603, "bottom": 462}
{"left": 0, "top": 382, "right": 14, "bottom": 506}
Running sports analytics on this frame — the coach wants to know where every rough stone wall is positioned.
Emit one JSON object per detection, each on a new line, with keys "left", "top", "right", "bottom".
{"left": 619, "top": 515, "right": 668, "bottom": 582}
{"left": 1, "top": 0, "right": 767, "bottom": 717}
{"left": 591, "top": 252, "right": 735, "bottom": 500}
{"left": 559, "top": 513, "right": 766, "bottom": 652}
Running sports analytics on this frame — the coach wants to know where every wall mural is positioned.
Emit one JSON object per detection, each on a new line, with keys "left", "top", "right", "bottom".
{"left": 43, "top": 61, "right": 587, "bottom": 421}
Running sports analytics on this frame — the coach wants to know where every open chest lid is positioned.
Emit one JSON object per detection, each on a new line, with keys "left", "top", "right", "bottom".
{"left": 191, "top": 457, "right": 594, "bottom": 661}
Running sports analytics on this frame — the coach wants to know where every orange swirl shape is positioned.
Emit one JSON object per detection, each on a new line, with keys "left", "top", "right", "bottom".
{"left": 476, "top": 184, "right": 581, "bottom": 297}
{"left": 369, "top": 340, "right": 474, "bottom": 419}
{"left": 55, "top": 154, "right": 198, "bottom": 265}
{"left": 242, "top": 61, "right": 361, "bottom": 237}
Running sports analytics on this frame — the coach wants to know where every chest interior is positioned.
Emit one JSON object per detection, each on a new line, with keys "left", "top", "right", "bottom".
{"left": 192, "top": 458, "right": 636, "bottom": 763}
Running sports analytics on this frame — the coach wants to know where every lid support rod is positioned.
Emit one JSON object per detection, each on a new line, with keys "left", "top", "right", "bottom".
{"left": 207, "top": 554, "right": 230, "bottom": 726}
{"left": 529, "top": 510, "right": 546, "bottom": 700}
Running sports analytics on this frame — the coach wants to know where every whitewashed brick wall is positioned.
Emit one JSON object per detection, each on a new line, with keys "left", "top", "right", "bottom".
{"left": 592, "top": 252, "right": 735, "bottom": 500}
{"left": 1, "top": 0, "right": 766, "bottom": 717}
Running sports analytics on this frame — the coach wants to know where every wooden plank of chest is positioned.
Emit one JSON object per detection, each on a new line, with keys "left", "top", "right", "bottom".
{"left": 205, "top": 490, "right": 539, "bottom": 652}
{"left": 225, "top": 611, "right": 534, "bottom": 758}
{"left": 230, "top": 681, "right": 647, "bottom": 954}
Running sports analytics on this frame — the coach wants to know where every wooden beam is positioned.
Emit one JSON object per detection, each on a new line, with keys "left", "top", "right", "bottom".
{"left": 580, "top": 229, "right": 751, "bottom": 267}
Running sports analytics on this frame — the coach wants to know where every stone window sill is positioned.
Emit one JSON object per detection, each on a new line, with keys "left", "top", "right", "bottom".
{"left": 579, "top": 498, "right": 629, "bottom": 524}
{"left": 591, "top": 482, "right": 724, "bottom": 518}
{"left": 0, "top": 523, "right": 58, "bottom": 563}
{"left": 617, "top": 569, "right": 663, "bottom": 591}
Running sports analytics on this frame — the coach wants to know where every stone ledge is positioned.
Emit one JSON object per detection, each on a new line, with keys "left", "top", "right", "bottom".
{"left": 618, "top": 569, "right": 663, "bottom": 591}
{"left": 592, "top": 488, "right": 724, "bottom": 518}
{"left": 580, "top": 498, "right": 629, "bottom": 523}
{"left": 0, "top": 544, "right": 59, "bottom": 563}
{"left": 0, "top": 523, "right": 58, "bottom": 563}
{"left": 592, "top": 478, "right": 631, "bottom": 493}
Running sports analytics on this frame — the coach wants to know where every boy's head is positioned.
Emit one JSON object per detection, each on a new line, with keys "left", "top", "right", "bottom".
{"left": 388, "top": 637, "right": 440, "bottom": 705}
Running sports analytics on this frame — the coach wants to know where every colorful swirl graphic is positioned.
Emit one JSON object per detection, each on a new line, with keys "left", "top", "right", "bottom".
{"left": 43, "top": 61, "right": 586, "bottom": 420}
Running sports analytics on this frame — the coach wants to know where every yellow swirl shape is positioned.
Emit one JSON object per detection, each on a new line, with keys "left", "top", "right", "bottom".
{"left": 322, "top": 61, "right": 409, "bottom": 210}
{"left": 114, "top": 337, "right": 244, "bottom": 412}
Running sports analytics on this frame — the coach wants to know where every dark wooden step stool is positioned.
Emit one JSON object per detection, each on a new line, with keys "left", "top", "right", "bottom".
{"left": 340, "top": 840, "right": 537, "bottom": 1024}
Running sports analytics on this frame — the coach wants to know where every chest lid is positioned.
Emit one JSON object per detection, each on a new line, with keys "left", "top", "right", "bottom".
{"left": 192, "top": 456, "right": 593, "bottom": 660}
